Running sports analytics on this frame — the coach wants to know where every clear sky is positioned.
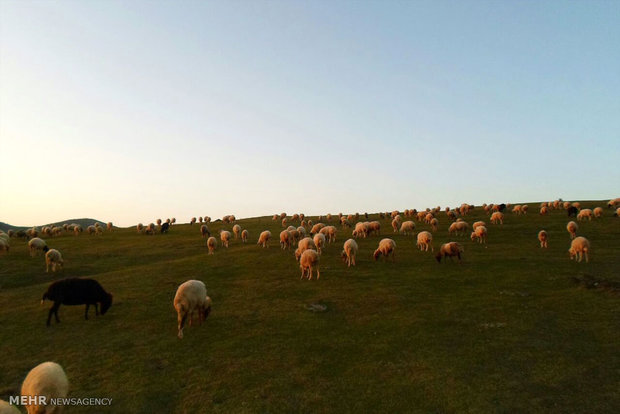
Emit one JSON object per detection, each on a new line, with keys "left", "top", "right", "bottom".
{"left": 1, "top": 0, "right": 619, "bottom": 227}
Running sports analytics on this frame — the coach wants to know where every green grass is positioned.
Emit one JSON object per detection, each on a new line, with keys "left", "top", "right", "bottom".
{"left": 1, "top": 201, "right": 619, "bottom": 413}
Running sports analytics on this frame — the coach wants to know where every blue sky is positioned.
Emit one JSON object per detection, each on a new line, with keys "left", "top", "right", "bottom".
{"left": 1, "top": 0, "right": 618, "bottom": 227}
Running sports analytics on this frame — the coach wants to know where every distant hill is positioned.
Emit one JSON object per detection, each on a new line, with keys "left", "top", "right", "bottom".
{"left": 0, "top": 218, "right": 106, "bottom": 232}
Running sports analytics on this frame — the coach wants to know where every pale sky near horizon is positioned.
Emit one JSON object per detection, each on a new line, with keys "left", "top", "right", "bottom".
{"left": 1, "top": 0, "right": 619, "bottom": 227}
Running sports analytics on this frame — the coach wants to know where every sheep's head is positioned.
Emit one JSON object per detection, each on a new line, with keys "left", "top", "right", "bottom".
{"left": 340, "top": 250, "right": 347, "bottom": 262}
{"left": 100, "top": 293, "right": 113, "bottom": 315}
{"left": 373, "top": 249, "right": 381, "bottom": 261}
{"left": 435, "top": 252, "right": 443, "bottom": 263}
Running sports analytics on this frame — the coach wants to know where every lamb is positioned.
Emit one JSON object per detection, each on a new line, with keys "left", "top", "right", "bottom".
{"left": 341, "top": 238, "right": 358, "bottom": 267}
{"left": 173, "top": 280, "right": 212, "bottom": 339}
{"left": 538, "top": 230, "right": 548, "bottom": 248}
{"left": 200, "top": 224, "right": 211, "bottom": 238}
{"left": 299, "top": 249, "right": 320, "bottom": 280}
{"left": 313, "top": 233, "right": 326, "bottom": 255}
{"left": 435, "top": 242, "right": 464, "bottom": 263}
{"left": 470, "top": 226, "right": 487, "bottom": 244}
{"left": 45, "top": 249, "right": 64, "bottom": 273}
{"left": 373, "top": 238, "right": 396, "bottom": 261}
{"left": 490, "top": 212, "right": 504, "bottom": 225}
{"left": 220, "top": 230, "right": 232, "bottom": 248}
{"left": 241, "top": 229, "right": 249, "bottom": 243}
{"left": 399, "top": 220, "right": 416, "bottom": 236}
{"left": 232, "top": 224, "right": 242, "bottom": 239}
{"left": 416, "top": 231, "right": 433, "bottom": 252}
{"left": 294, "top": 237, "right": 317, "bottom": 261}
{"left": 566, "top": 221, "right": 578, "bottom": 239}
{"left": 42, "top": 278, "right": 113, "bottom": 326}
{"left": 28, "top": 237, "right": 49, "bottom": 257}
{"left": 20, "top": 361, "right": 69, "bottom": 414}
{"left": 207, "top": 236, "right": 217, "bottom": 254}
{"left": 593, "top": 207, "right": 603, "bottom": 218}
{"left": 257, "top": 230, "right": 271, "bottom": 248}
{"left": 577, "top": 209, "right": 593, "bottom": 221}
{"left": 569, "top": 236, "right": 590, "bottom": 263}
{"left": 280, "top": 230, "right": 292, "bottom": 250}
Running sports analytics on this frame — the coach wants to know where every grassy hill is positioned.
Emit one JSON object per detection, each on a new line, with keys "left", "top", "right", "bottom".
{"left": 0, "top": 201, "right": 619, "bottom": 413}
{"left": 0, "top": 219, "right": 107, "bottom": 233}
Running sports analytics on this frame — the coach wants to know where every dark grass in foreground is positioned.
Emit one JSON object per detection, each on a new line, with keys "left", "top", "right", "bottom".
{"left": 0, "top": 201, "right": 619, "bottom": 413}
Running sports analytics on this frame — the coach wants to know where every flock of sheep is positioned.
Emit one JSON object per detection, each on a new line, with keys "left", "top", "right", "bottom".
{"left": 1, "top": 197, "right": 619, "bottom": 413}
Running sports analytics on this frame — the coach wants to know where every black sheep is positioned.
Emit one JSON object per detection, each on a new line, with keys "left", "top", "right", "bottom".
{"left": 567, "top": 206, "right": 579, "bottom": 217}
{"left": 160, "top": 222, "right": 170, "bottom": 234}
{"left": 497, "top": 203, "right": 506, "bottom": 212}
{"left": 42, "top": 278, "right": 113, "bottom": 326}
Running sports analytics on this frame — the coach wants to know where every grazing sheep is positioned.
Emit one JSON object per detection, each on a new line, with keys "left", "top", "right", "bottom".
{"left": 207, "top": 236, "right": 217, "bottom": 254}
{"left": 416, "top": 231, "right": 433, "bottom": 252}
{"left": 160, "top": 222, "right": 170, "bottom": 233}
{"left": 299, "top": 249, "right": 320, "bottom": 280}
{"left": 297, "top": 226, "right": 307, "bottom": 238}
{"left": 199, "top": 217, "right": 203, "bottom": 223}
{"left": 341, "top": 239, "right": 358, "bottom": 267}
{"left": 257, "top": 230, "right": 271, "bottom": 248}
{"left": 399, "top": 220, "right": 416, "bottom": 236}
{"left": 204, "top": 216, "right": 211, "bottom": 223}
{"left": 616, "top": 208, "right": 620, "bottom": 217}
{"left": 577, "top": 208, "right": 593, "bottom": 221}
{"left": 28, "top": 238, "right": 49, "bottom": 257}
{"left": 566, "top": 221, "right": 578, "bottom": 239}
{"left": 522, "top": 205, "right": 529, "bottom": 214}
{"left": 0, "top": 238, "right": 9, "bottom": 254}
{"left": 569, "top": 236, "right": 590, "bottom": 263}
{"left": 567, "top": 206, "right": 579, "bottom": 217}
{"left": 20, "top": 361, "right": 69, "bottom": 414}
{"left": 295, "top": 237, "right": 317, "bottom": 261}
{"left": 156, "top": 219, "right": 162, "bottom": 226}
{"left": 313, "top": 233, "right": 326, "bottom": 255}
{"left": 107, "top": 222, "right": 113, "bottom": 232}
{"left": 512, "top": 205, "right": 523, "bottom": 215}
{"left": 280, "top": 230, "right": 292, "bottom": 250}
{"left": 173, "top": 280, "right": 212, "bottom": 339}
{"left": 145, "top": 223, "right": 156, "bottom": 235}
{"left": 470, "top": 226, "right": 487, "bottom": 244}
{"left": 310, "top": 223, "right": 325, "bottom": 236}
{"left": 87, "top": 225, "right": 96, "bottom": 235}
{"left": 200, "top": 224, "right": 210, "bottom": 238}
{"left": 232, "top": 224, "right": 241, "bottom": 239}
{"left": 220, "top": 230, "right": 232, "bottom": 248}
{"left": 42, "top": 278, "right": 113, "bottom": 326}
{"left": 490, "top": 212, "right": 504, "bottom": 225}
{"left": 563, "top": 201, "right": 572, "bottom": 210}
{"left": 353, "top": 222, "right": 367, "bottom": 238}
{"left": 430, "top": 218, "right": 439, "bottom": 232}
{"left": 538, "top": 230, "right": 548, "bottom": 248}
{"left": 136, "top": 223, "right": 144, "bottom": 233}
{"left": 281, "top": 218, "right": 287, "bottom": 228}
{"left": 472, "top": 221, "right": 486, "bottom": 230}
{"left": 190, "top": 217, "right": 197, "bottom": 225}
{"left": 540, "top": 206, "right": 549, "bottom": 216}
{"left": 608, "top": 198, "right": 620, "bottom": 208}
{"left": 368, "top": 221, "right": 381, "bottom": 236}
{"left": 241, "top": 229, "right": 249, "bottom": 243}
{"left": 373, "top": 238, "right": 396, "bottom": 261}
{"left": 45, "top": 249, "right": 64, "bottom": 273}
{"left": 448, "top": 221, "right": 469, "bottom": 236}
{"left": 435, "top": 242, "right": 464, "bottom": 263}
{"left": 593, "top": 207, "right": 603, "bottom": 218}
{"left": 319, "top": 225, "right": 337, "bottom": 243}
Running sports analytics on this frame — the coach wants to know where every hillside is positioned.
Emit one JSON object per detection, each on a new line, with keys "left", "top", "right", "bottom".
{"left": 0, "top": 200, "right": 618, "bottom": 413}
{"left": 0, "top": 218, "right": 106, "bottom": 232}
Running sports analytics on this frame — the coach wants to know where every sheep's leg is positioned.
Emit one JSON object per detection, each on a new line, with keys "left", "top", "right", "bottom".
{"left": 85, "top": 304, "right": 90, "bottom": 320}
{"left": 47, "top": 302, "right": 61, "bottom": 326}
{"left": 316, "top": 267, "right": 320, "bottom": 280}
{"left": 178, "top": 312, "right": 187, "bottom": 339}
{"left": 94, "top": 303, "right": 99, "bottom": 316}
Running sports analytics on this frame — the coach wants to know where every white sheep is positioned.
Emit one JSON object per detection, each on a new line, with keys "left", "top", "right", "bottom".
{"left": 200, "top": 224, "right": 210, "bottom": 238}
{"left": 540, "top": 206, "right": 549, "bottom": 216}
{"left": 448, "top": 221, "right": 469, "bottom": 236}
{"left": 294, "top": 237, "right": 317, "bottom": 261}
{"left": 313, "top": 233, "right": 326, "bottom": 255}
{"left": 569, "top": 236, "right": 590, "bottom": 263}
{"left": 28, "top": 237, "right": 49, "bottom": 257}
{"left": 220, "top": 230, "right": 232, "bottom": 248}
{"left": 399, "top": 220, "right": 416, "bottom": 236}
{"left": 297, "top": 226, "right": 306, "bottom": 238}
{"left": 472, "top": 221, "right": 486, "bottom": 230}
{"left": 593, "top": 207, "right": 603, "bottom": 218}
{"left": 577, "top": 209, "right": 593, "bottom": 221}
{"left": 173, "top": 280, "right": 212, "bottom": 339}
{"left": 566, "top": 221, "right": 578, "bottom": 239}
{"left": 319, "top": 225, "right": 336, "bottom": 243}
{"left": 353, "top": 222, "right": 367, "bottom": 238}
{"left": 310, "top": 223, "right": 325, "bottom": 235}
{"left": 87, "top": 225, "right": 96, "bottom": 235}
{"left": 107, "top": 222, "right": 113, "bottom": 232}
{"left": 470, "top": 226, "right": 487, "bottom": 244}
{"left": 241, "top": 229, "right": 249, "bottom": 243}
{"left": 490, "top": 212, "right": 504, "bottom": 225}
{"left": 45, "top": 249, "right": 64, "bottom": 273}
{"left": 341, "top": 238, "right": 358, "bottom": 267}
{"left": 538, "top": 230, "right": 548, "bottom": 248}
{"left": 190, "top": 217, "right": 197, "bottom": 225}
{"left": 368, "top": 221, "right": 381, "bottom": 236}
{"left": 299, "top": 249, "right": 320, "bottom": 280}
{"left": 373, "top": 238, "right": 396, "bottom": 261}
{"left": 430, "top": 218, "right": 439, "bottom": 232}
{"left": 257, "top": 230, "right": 271, "bottom": 248}
{"left": 435, "top": 242, "right": 464, "bottom": 263}
{"left": 280, "top": 230, "right": 292, "bottom": 250}
{"left": 416, "top": 231, "right": 433, "bottom": 252}
{"left": 207, "top": 237, "right": 217, "bottom": 254}
{"left": 512, "top": 205, "right": 522, "bottom": 215}
{"left": 232, "top": 224, "right": 242, "bottom": 239}
{"left": 20, "top": 361, "right": 69, "bottom": 414}
{"left": 136, "top": 223, "right": 144, "bottom": 233}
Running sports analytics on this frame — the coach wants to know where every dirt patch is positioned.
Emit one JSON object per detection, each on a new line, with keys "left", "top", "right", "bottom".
{"left": 572, "top": 274, "right": 620, "bottom": 294}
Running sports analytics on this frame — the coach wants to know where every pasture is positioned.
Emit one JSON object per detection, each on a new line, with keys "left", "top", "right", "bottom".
{"left": 1, "top": 201, "right": 619, "bottom": 413}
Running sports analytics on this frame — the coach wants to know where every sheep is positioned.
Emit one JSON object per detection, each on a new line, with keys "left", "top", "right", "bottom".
{"left": 490, "top": 212, "right": 504, "bottom": 225}
{"left": 0, "top": 238, "right": 9, "bottom": 254}
{"left": 281, "top": 218, "right": 288, "bottom": 228}
{"left": 156, "top": 219, "right": 162, "bottom": 226}
{"left": 540, "top": 206, "right": 549, "bottom": 216}
{"left": 435, "top": 242, "right": 464, "bottom": 263}
{"left": 310, "top": 223, "right": 325, "bottom": 236}
{"left": 373, "top": 238, "right": 396, "bottom": 261}
{"left": 257, "top": 230, "right": 271, "bottom": 248}
{"left": 289, "top": 229, "right": 301, "bottom": 244}
{"left": 538, "top": 230, "right": 548, "bottom": 248}
{"left": 220, "top": 230, "right": 232, "bottom": 248}
{"left": 569, "top": 236, "right": 590, "bottom": 263}
{"left": 470, "top": 226, "right": 487, "bottom": 244}
{"left": 522, "top": 205, "right": 529, "bottom": 214}
{"left": 20, "top": 361, "right": 69, "bottom": 414}
{"left": 616, "top": 207, "right": 620, "bottom": 217}
{"left": 416, "top": 231, "right": 433, "bottom": 252}
{"left": 200, "top": 224, "right": 210, "bottom": 238}
{"left": 173, "top": 280, "right": 212, "bottom": 339}
{"left": 294, "top": 237, "right": 317, "bottom": 261}
{"left": 28, "top": 237, "right": 49, "bottom": 257}
{"left": 448, "top": 221, "right": 469, "bottom": 236}
{"left": 136, "top": 223, "right": 144, "bottom": 233}
{"left": 241, "top": 229, "right": 249, "bottom": 243}
{"left": 232, "top": 224, "right": 241, "bottom": 239}
{"left": 42, "top": 278, "right": 113, "bottom": 326}
{"left": 472, "top": 221, "right": 486, "bottom": 230}
{"left": 45, "top": 249, "right": 64, "bottom": 273}
{"left": 106, "top": 222, "right": 114, "bottom": 232}
{"left": 593, "top": 207, "right": 603, "bottom": 218}
{"left": 297, "top": 226, "right": 307, "bottom": 238}
{"left": 567, "top": 206, "right": 579, "bottom": 217}
{"left": 608, "top": 198, "right": 620, "bottom": 208}
{"left": 280, "top": 212, "right": 287, "bottom": 220}
{"left": 299, "top": 249, "right": 320, "bottom": 280}
{"left": 0, "top": 400, "right": 20, "bottom": 414}
{"left": 207, "top": 236, "right": 217, "bottom": 254}
{"left": 429, "top": 218, "right": 438, "bottom": 232}
{"left": 399, "top": 220, "right": 416, "bottom": 236}
{"left": 190, "top": 217, "right": 197, "bottom": 225}
{"left": 272, "top": 214, "right": 279, "bottom": 221}
{"left": 160, "top": 222, "right": 170, "bottom": 234}
{"left": 571, "top": 202, "right": 581, "bottom": 209}
{"left": 280, "top": 230, "right": 292, "bottom": 250}
{"left": 566, "top": 221, "right": 578, "bottom": 239}
{"left": 313, "top": 233, "right": 326, "bottom": 255}
{"left": 391, "top": 218, "right": 400, "bottom": 233}
{"left": 563, "top": 201, "right": 572, "bottom": 210}
{"left": 353, "top": 222, "right": 367, "bottom": 238}
{"left": 577, "top": 208, "right": 593, "bottom": 221}
{"left": 204, "top": 216, "right": 212, "bottom": 223}
{"left": 512, "top": 205, "right": 522, "bottom": 215}
{"left": 424, "top": 213, "right": 434, "bottom": 224}
{"left": 199, "top": 216, "right": 203, "bottom": 223}
{"left": 341, "top": 239, "right": 358, "bottom": 267}
{"left": 319, "top": 225, "right": 336, "bottom": 243}
{"left": 368, "top": 221, "right": 381, "bottom": 236}
{"left": 145, "top": 223, "right": 156, "bottom": 235}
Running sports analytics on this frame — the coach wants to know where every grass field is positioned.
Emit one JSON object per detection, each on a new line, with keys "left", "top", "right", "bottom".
{"left": 1, "top": 201, "right": 619, "bottom": 413}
